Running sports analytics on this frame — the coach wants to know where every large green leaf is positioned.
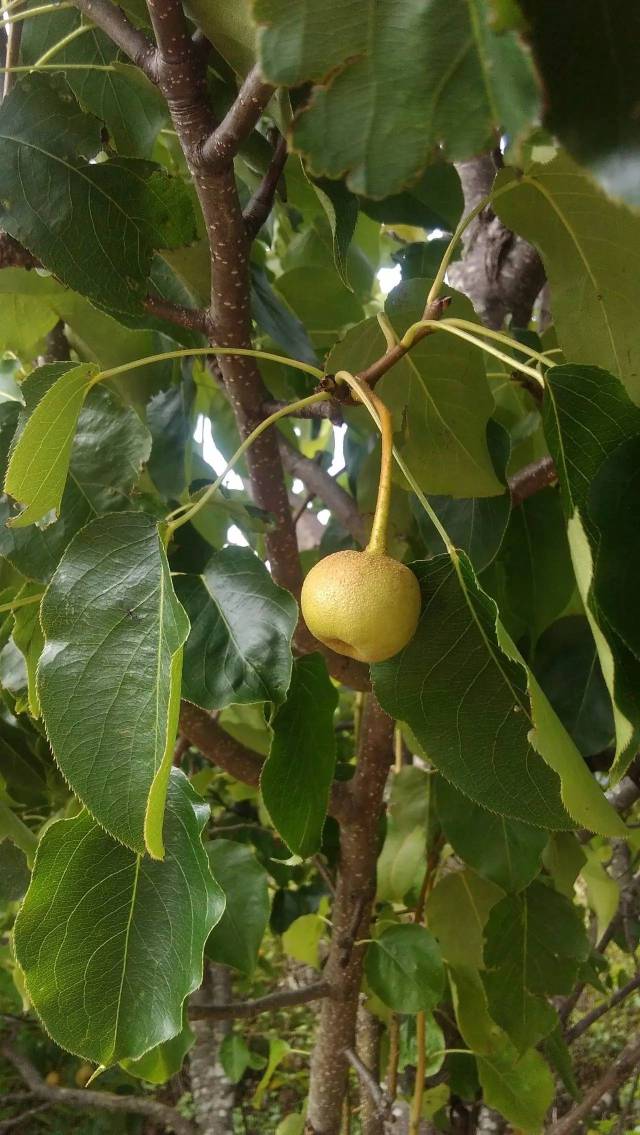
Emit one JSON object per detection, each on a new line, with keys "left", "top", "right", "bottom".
{"left": 261, "top": 654, "right": 337, "bottom": 858}
{"left": 4, "top": 363, "right": 98, "bottom": 527}
{"left": 426, "top": 869, "right": 502, "bottom": 969}
{"left": 328, "top": 281, "right": 502, "bottom": 498}
{"left": 0, "top": 78, "right": 195, "bottom": 314}
{"left": 542, "top": 364, "right": 640, "bottom": 778}
{"left": 255, "top": 0, "right": 537, "bottom": 197}
{"left": 38, "top": 513, "right": 189, "bottom": 858}
{"left": 534, "top": 617, "right": 613, "bottom": 759}
{"left": 176, "top": 547, "right": 298, "bottom": 711}
{"left": 373, "top": 555, "right": 625, "bottom": 835}
{"left": 516, "top": 1, "right": 640, "bottom": 207}
{"left": 435, "top": 777, "right": 547, "bottom": 893}
{"left": 365, "top": 924, "right": 444, "bottom": 1013}
{"left": 14, "top": 770, "right": 223, "bottom": 1066}
{"left": 477, "top": 1043, "right": 554, "bottom": 1135}
{"left": 205, "top": 839, "right": 270, "bottom": 975}
{"left": 123, "top": 1014, "right": 195, "bottom": 1084}
{"left": 483, "top": 881, "right": 589, "bottom": 1052}
{"left": 494, "top": 153, "right": 640, "bottom": 402}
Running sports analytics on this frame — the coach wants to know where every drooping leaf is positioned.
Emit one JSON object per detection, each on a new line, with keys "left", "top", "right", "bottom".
{"left": 14, "top": 770, "right": 223, "bottom": 1065}
{"left": 176, "top": 547, "right": 298, "bottom": 711}
{"left": 494, "top": 153, "right": 640, "bottom": 402}
{"left": 310, "top": 178, "right": 359, "bottom": 291}
{"left": 449, "top": 965, "right": 503, "bottom": 1055}
{"left": 365, "top": 924, "right": 444, "bottom": 1014}
{"left": 377, "top": 766, "right": 432, "bottom": 903}
{"left": 255, "top": 0, "right": 537, "bottom": 197}
{"left": 426, "top": 869, "right": 502, "bottom": 969}
{"left": 70, "top": 385, "right": 152, "bottom": 512}
{"left": 250, "top": 265, "right": 319, "bottom": 371}
{"left": 373, "top": 555, "right": 625, "bottom": 835}
{"left": 123, "top": 1014, "right": 195, "bottom": 1084}
{"left": 0, "top": 838, "right": 30, "bottom": 901}
{"left": 543, "top": 1024, "right": 579, "bottom": 1100}
{"left": 0, "top": 78, "right": 196, "bottom": 314}
{"left": 4, "top": 362, "right": 98, "bottom": 527}
{"left": 533, "top": 617, "right": 613, "bottom": 759}
{"left": 359, "top": 163, "right": 463, "bottom": 231}
{"left": 219, "top": 1034, "right": 266, "bottom": 1083}
{"left": 477, "top": 1043, "right": 554, "bottom": 1135}
{"left": 261, "top": 654, "right": 337, "bottom": 858}
{"left": 11, "top": 582, "right": 44, "bottom": 718}
{"left": 435, "top": 777, "right": 547, "bottom": 893}
{"left": 38, "top": 513, "right": 189, "bottom": 857}
{"left": 0, "top": 717, "right": 55, "bottom": 809}
{"left": 205, "top": 839, "right": 270, "bottom": 975}
{"left": 328, "top": 281, "right": 502, "bottom": 498}
{"left": 542, "top": 364, "right": 640, "bottom": 778}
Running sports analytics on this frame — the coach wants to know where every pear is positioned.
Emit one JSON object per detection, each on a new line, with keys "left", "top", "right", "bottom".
{"left": 301, "top": 549, "right": 421, "bottom": 663}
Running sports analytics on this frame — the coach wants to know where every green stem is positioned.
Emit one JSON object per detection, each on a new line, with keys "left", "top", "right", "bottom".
{"left": 426, "top": 181, "right": 513, "bottom": 308}
{"left": 334, "top": 370, "right": 393, "bottom": 556}
{"left": 165, "top": 392, "right": 331, "bottom": 538}
{"left": 0, "top": 802, "right": 38, "bottom": 865}
{"left": 402, "top": 319, "right": 546, "bottom": 388}
{"left": 0, "top": 592, "right": 44, "bottom": 614}
{"left": 2, "top": 2, "right": 73, "bottom": 23}
{"left": 0, "top": 62, "right": 115, "bottom": 71}
{"left": 35, "top": 22, "right": 92, "bottom": 65}
{"left": 441, "top": 318, "right": 551, "bottom": 369}
{"left": 92, "top": 346, "right": 324, "bottom": 386}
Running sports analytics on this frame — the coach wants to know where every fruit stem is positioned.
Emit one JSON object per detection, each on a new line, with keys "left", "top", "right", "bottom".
{"left": 334, "top": 370, "right": 393, "bottom": 556}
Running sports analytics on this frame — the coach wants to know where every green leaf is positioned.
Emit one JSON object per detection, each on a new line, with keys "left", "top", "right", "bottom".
{"left": 581, "top": 846, "right": 619, "bottom": 941}
{"left": 0, "top": 838, "right": 30, "bottom": 901}
{"left": 449, "top": 965, "right": 503, "bottom": 1055}
{"left": 377, "top": 766, "right": 431, "bottom": 903}
{"left": 533, "top": 617, "right": 613, "bottom": 759}
{"left": 256, "top": 0, "right": 537, "bottom": 197}
{"left": 261, "top": 654, "right": 337, "bottom": 858}
{"left": 494, "top": 153, "right": 640, "bottom": 402}
{"left": 123, "top": 1015, "right": 195, "bottom": 1084}
{"left": 14, "top": 770, "right": 223, "bottom": 1066}
{"left": 185, "top": 0, "right": 257, "bottom": 75}
{"left": 219, "top": 1034, "right": 266, "bottom": 1083}
{"left": 517, "top": 1, "right": 640, "bottom": 207}
{"left": 11, "top": 582, "right": 45, "bottom": 718}
{"left": 282, "top": 912, "right": 325, "bottom": 969}
{"left": 328, "top": 281, "right": 502, "bottom": 498}
{"left": 205, "top": 839, "right": 270, "bottom": 975}
{"left": 274, "top": 267, "right": 364, "bottom": 348}
{"left": 0, "top": 78, "right": 196, "bottom": 314}
{"left": 542, "top": 832, "right": 586, "bottom": 899}
{"left": 435, "top": 777, "right": 547, "bottom": 893}
{"left": 4, "top": 363, "right": 98, "bottom": 527}
{"left": 477, "top": 1043, "right": 554, "bottom": 1134}
{"left": 176, "top": 547, "right": 298, "bottom": 711}
{"left": 373, "top": 555, "right": 624, "bottom": 834}
{"left": 311, "top": 178, "right": 359, "bottom": 291}
{"left": 38, "top": 513, "right": 189, "bottom": 858}
{"left": 250, "top": 265, "right": 319, "bottom": 368}
{"left": 365, "top": 924, "right": 444, "bottom": 1014}
{"left": 543, "top": 1024, "right": 579, "bottom": 1100}
{"left": 542, "top": 364, "right": 640, "bottom": 778}
{"left": 252, "top": 1037, "right": 290, "bottom": 1109}
{"left": 426, "top": 869, "right": 502, "bottom": 969}
{"left": 359, "top": 163, "right": 463, "bottom": 231}
{"left": 0, "top": 293, "right": 57, "bottom": 357}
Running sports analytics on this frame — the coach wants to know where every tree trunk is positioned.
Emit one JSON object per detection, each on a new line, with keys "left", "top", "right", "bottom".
{"left": 189, "top": 963, "right": 235, "bottom": 1135}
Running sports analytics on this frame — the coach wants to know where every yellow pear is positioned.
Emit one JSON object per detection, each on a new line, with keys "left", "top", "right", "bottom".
{"left": 301, "top": 549, "right": 421, "bottom": 663}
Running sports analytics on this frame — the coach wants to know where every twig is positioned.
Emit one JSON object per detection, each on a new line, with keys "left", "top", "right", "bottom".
{"left": 0, "top": 1103, "right": 51, "bottom": 1132}
{"left": 71, "top": 0, "right": 157, "bottom": 80}
{"left": 279, "top": 441, "right": 368, "bottom": 546}
{"left": 351, "top": 296, "right": 451, "bottom": 390}
{"left": 244, "top": 133, "right": 288, "bottom": 238}
{"left": 312, "top": 853, "right": 337, "bottom": 898}
{"left": 292, "top": 488, "right": 317, "bottom": 526}
{"left": 144, "top": 294, "right": 212, "bottom": 335}
{"left": 566, "top": 973, "right": 640, "bottom": 1044}
{"left": 344, "top": 1048, "right": 392, "bottom": 1121}
{"left": 0, "top": 1044, "right": 196, "bottom": 1135}
{"left": 264, "top": 398, "right": 343, "bottom": 422}
{"left": 2, "top": 0, "right": 24, "bottom": 99}
{"left": 409, "top": 1012, "right": 427, "bottom": 1135}
{"left": 386, "top": 1015, "right": 400, "bottom": 1101}
{"left": 189, "top": 980, "right": 330, "bottom": 1020}
{"left": 200, "top": 66, "right": 274, "bottom": 170}
{"left": 508, "top": 456, "right": 557, "bottom": 505}
{"left": 548, "top": 1034, "right": 640, "bottom": 1135}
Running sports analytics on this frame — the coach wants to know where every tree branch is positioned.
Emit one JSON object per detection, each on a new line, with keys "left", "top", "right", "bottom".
{"left": 344, "top": 1047, "right": 392, "bottom": 1123}
{"left": 279, "top": 440, "right": 369, "bottom": 547}
{"left": 0, "top": 232, "right": 39, "bottom": 269}
{"left": 263, "top": 398, "right": 343, "bottom": 423}
{"left": 72, "top": 0, "right": 157, "bottom": 80}
{"left": 0, "top": 1043, "right": 196, "bottom": 1135}
{"left": 200, "top": 66, "right": 274, "bottom": 170}
{"left": 190, "top": 980, "right": 330, "bottom": 1021}
{"left": 244, "top": 133, "right": 288, "bottom": 238}
{"left": 566, "top": 973, "right": 640, "bottom": 1044}
{"left": 144, "top": 293, "right": 212, "bottom": 335}
{"left": 548, "top": 1034, "right": 640, "bottom": 1135}
{"left": 508, "top": 456, "right": 557, "bottom": 505}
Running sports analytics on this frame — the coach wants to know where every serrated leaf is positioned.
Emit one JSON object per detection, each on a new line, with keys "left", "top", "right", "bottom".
{"left": 176, "top": 547, "right": 297, "bottom": 711}
{"left": 261, "top": 654, "right": 337, "bottom": 858}
{"left": 365, "top": 924, "right": 444, "bottom": 1013}
{"left": 435, "top": 777, "right": 547, "bottom": 893}
{"left": 4, "top": 363, "right": 98, "bottom": 527}
{"left": 205, "top": 839, "right": 270, "bottom": 975}
{"left": 256, "top": 0, "right": 537, "bottom": 198}
{"left": 38, "top": 513, "right": 189, "bottom": 857}
{"left": 0, "top": 78, "right": 196, "bottom": 314}
{"left": 372, "top": 555, "right": 625, "bottom": 835}
{"left": 14, "top": 770, "right": 223, "bottom": 1066}
{"left": 477, "top": 1043, "right": 554, "bottom": 1135}
{"left": 426, "top": 869, "right": 502, "bottom": 969}
{"left": 542, "top": 364, "right": 640, "bottom": 778}
{"left": 494, "top": 154, "right": 640, "bottom": 402}
{"left": 328, "top": 281, "right": 502, "bottom": 498}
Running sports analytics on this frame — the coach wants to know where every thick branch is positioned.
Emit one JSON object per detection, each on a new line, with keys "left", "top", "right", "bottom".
{"left": 279, "top": 439, "right": 369, "bottom": 546}
{"left": 1, "top": 1043, "right": 196, "bottom": 1135}
{"left": 508, "top": 456, "right": 557, "bottom": 505}
{"left": 244, "top": 133, "right": 288, "bottom": 238}
{"left": 190, "top": 981, "right": 330, "bottom": 1021}
{"left": 72, "top": 0, "right": 157, "bottom": 80}
{"left": 200, "top": 66, "right": 274, "bottom": 170}
{"left": 566, "top": 973, "right": 640, "bottom": 1044}
{"left": 548, "top": 1035, "right": 640, "bottom": 1135}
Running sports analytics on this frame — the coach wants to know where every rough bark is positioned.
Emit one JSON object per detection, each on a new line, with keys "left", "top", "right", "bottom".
{"left": 306, "top": 696, "right": 395, "bottom": 1135}
{"left": 448, "top": 154, "right": 545, "bottom": 330}
{"left": 189, "top": 964, "right": 235, "bottom": 1135}
{"left": 356, "top": 1004, "right": 387, "bottom": 1135}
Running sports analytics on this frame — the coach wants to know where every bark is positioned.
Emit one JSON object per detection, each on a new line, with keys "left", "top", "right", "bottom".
{"left": 548, "top": 1035, "right": 640, "bottom": 1135}
{"left": 356, "top": 1004, "right": 386, "bottom": 1135}
{"left": 448, "top": 154, "right": 545, "bottom": 330}
{"left": 306, "top": 696, "right": 395, "bottom": 1134}
{"left": 189, "top": 963, "right": 235, "bottom": 1135}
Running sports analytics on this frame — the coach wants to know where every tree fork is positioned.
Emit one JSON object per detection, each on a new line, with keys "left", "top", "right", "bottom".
{"left": 306, "top": 695, "right": 394, "bottom": 1134}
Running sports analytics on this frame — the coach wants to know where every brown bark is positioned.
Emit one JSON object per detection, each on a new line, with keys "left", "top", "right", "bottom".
{"left": 355, "top": 1004, "right": 387, "bottom": 1135}
{"left": 306, "top": 696, "right": 394, "bottom": 1134}
{"left": 189, "top": 964, "right": 234, "bottom": 1135}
